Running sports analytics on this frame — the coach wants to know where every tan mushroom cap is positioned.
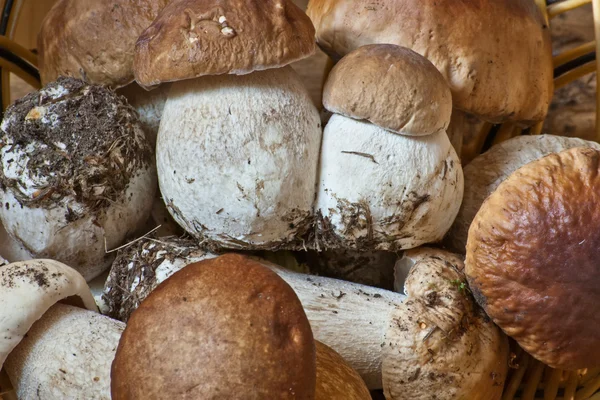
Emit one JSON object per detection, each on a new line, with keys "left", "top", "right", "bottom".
{"left": 466, "top": 147, "right": 600, "bottom": 370}
{"left": 38, "top": 0, "right": 169, "bottom": 87}
{"left": 134, "top": 0, "right": 316, "bottom": 88}
{"left": 307, "top": 0, "right": 553, "bottom": 125}
{"left": 447, "top": 134, "right": 600, "bottom": 253}
{"left": 111, "top": 253, "right": 316, "bottom": 399}
{"left": 315, "top": 341, "right": 370, "bottom": 400}
{"left": 323, "top": 44, "right": 452, "bottom": 136}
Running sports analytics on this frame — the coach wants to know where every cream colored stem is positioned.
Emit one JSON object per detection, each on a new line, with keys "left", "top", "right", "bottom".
{"left": 271, "top": 266, "right": 405, "bottom": 389}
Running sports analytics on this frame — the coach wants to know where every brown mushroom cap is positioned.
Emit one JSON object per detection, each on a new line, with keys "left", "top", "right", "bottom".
{"left": 111, "top": 253, "right": 316, "bottom": 399}
{"left": 315, "top": 341, "right": 370, "bottom": 400}
{"left": 134, "top": 0, "right": 316, "bottom": 88}
{"left": 307, "top": 0, "right": 553, "bottom": 125}
{"left": 466, "top": 147, "right": 600, "bottom": 370}
{"left": 38, "top": 0, "right": 169, "bottom": 87}
{"left": 323, "top": 44, "right": 452, "bottom": 136}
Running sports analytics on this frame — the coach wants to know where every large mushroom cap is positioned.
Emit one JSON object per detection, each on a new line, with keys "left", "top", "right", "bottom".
{"left": 323, "top": 44, "right": 452, "bottom": 136}
{"left": 134, "top": 0, "right": 316, "bottom": 88}
{"left": 307, "top": 0, "right": 553, "bottom": 125}
{"left": 466, "top": 147, "right": 600, "bottom": 370}
{"left": 111, "top": 253, "right": 316, "bottom": 399}
{"left": 38, "top": 0, "right": 169, "bottom": 87}
{"left": 448, "top": 135, "right": 600, "bottom": 252}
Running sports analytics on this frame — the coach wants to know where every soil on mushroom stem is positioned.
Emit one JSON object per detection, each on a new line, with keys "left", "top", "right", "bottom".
{"left": 1, "top": 261, "right": 62, "bottom": 289}
{"left": 0, "top": 77, "right": 152, "bottom": 219}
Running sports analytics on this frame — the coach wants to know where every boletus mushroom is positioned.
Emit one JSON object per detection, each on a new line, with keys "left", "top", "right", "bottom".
{"left": 104, "top": 250, "right": 508, "bottom": 399}
{"left": 315, "top": 44, "right": 463, "bottom": 251}
{"left": 447, "top": 134, "right": 600, "bottom": 252}
{"left": 136, "top": 0, "right": 322, "bottom": 251}
{"left": 466, "top": 147, "right": 600, "bottom": 370}
{"left": 0, "top": 77, "right": 156, "bottom": 280}
{"left": 111, "top": 253, "right": 317, "bottom": 398}
{"left": 306, "top": 0, "right": 553, "bottom": 126}
{"left": 0, "top": 260, "right": 123, "bottom": 399}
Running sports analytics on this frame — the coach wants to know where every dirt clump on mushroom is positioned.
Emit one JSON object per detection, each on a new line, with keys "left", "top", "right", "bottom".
{"left": 0, "top": 77, "right": 152, "bottom": 218}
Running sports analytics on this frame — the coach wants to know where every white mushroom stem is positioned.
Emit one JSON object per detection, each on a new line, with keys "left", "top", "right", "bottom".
{"left": 0, "top": 260, "right": 97, "bottom": 368}
{"left": 4, "top": 303, "right": 123, "bottom": 400}
{"left": 271, "top": 265, "right": 405, "bottom": 389}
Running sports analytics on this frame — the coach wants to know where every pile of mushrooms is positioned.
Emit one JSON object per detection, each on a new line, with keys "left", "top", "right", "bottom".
{"left": 0, "top": 0, "right": 597, "bottom": 399}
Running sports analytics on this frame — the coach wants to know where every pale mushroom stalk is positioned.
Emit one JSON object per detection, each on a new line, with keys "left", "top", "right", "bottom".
{"left": 0, "top": 260, "right": 121, "bottom": 398}
{"left": 4, "top": 304, "right": 124, "bottom": 400}
{"left": 0, "top": 78, "right": 156, "bottom": 281}
{"left": 272, "top": 265, "right": 404, "bottom": 389}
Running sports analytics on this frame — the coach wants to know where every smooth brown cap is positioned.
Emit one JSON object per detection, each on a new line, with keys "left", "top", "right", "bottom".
{"left": 466, "top": 147, "right": 600, "bottom": 370}
{"left": 134, "top": 0, "right": 316, "bottom": 88}
{"left": 111, "top": 253, "right": 316, "bottom": 399}
{"left": 38, "top": 0, "right": 169, "bottom": 88}
{"left": 315, "top": 341, "right": 370, "bottom": 400}
{"left": 307, "top": 0, "right": 553, "bottom": 125}
{"left": 323, "top": 44, "right": 452, "bottom": 136}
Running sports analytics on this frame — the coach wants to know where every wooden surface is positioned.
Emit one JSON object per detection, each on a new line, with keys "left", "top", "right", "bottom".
{"left": 5, "top": 0, "right": 57, "bottom": 49}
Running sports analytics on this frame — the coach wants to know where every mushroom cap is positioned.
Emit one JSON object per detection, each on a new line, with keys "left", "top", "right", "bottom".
{"left": 134, "top": 0, "right": 316, "bottom": 88}
{"left": 447, "top": 135, "right": 600, "bottom": 253}
{"left": 307, "top": 0, "right": 553, "bottom": 125}
{"left": 156, "top": 67, "right": 321, "bottom": 251}
{"left": 315, "top": 341, "right": 370, "bottom": 400}
{"left": 5, "top": 303, "right": 123, "bottom": 399}
{"left": 38, "top": 0, "right": 169, "bottom": 87}
{"left": 466, "top": 147, "right": 600, "bottom": 370}
{"left": 0, "top": 77, "right": 156, "bottom": 280}
{"left": 111, "top": 253, "right": 316, "bottom": 399}
{"left": 323, "top": 44, "right": 452, "bottom": 136}
{"left": 385, "top": 247, "right": 509, "bottom": 400}
{"left": 315, "top": 114, "right": 463, "bottom": 251}
{"left": 0, "top": 260, "right": 97, "bottom": 370}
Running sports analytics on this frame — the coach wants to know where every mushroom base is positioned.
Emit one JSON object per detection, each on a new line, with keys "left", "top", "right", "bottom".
{"left": 157, "top": 66, "right": 322, "bottom": 252}
{"left": 314, "top": 115, "right": 463, "bottom": 252}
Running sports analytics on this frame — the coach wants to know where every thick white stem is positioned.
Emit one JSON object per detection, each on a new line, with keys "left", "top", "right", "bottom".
{"left": 4, "top": 304, "right": 123, "bottom": 400}
{"left": 271, "top": 266, "right": 406, "bottom": 389}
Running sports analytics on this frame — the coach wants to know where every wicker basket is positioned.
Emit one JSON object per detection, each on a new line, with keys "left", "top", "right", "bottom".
{"left": 0, "top": 0, "right": 598, "bottom": 399}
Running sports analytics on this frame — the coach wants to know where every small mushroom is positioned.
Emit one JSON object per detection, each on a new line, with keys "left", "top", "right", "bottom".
{"left": 111, "top": 254, "right": 316, "bottom": 399}
{"left": 447, "top": 134, "right": 600, "bottom": 252}
{"left": 306, "top": 0, "right": 553, "bottom": 126}
{"left": 466, "top": 147, "right": 600, "bottom": 370}
{"left": 315, "top": 341, "right": 370, "bottom": 400}
{"left": 315, "top": 44, "right": 463, "bottom": 251}
{"left": 103, "top": 249, "right": 508, "bottom": 399}
{"left": 0, "top": 78, "right": 156, "bottom": 280}
{"left": 138, "top": 0, "right": 321, "bottom": 251}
